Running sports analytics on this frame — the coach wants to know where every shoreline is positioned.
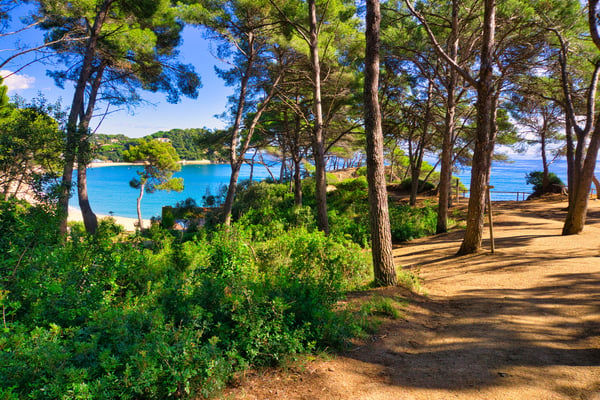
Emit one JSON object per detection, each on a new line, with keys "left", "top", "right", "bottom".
{"left": 68, "top": 207, "right": 150, "bottom": 231}
{"left": 87, "top": 160, "right": 214, "bottom": 168}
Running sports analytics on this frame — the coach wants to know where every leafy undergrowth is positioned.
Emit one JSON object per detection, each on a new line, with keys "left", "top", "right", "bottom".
{"left": 0, "top": 200, "right": 376, "bottom": 399}
{"left": 0, "top": 177, "right": 437, "bottom": 399}
{"left": 233, "top": 179, "right": 451, "bottom": 247}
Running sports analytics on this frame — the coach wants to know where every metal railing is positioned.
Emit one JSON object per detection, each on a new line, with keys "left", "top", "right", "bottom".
{"left": 458, "top": 188, "right": 598, "bottom": 202}
{"left": 457, "top": 190, "right": 529, "bottom": 202}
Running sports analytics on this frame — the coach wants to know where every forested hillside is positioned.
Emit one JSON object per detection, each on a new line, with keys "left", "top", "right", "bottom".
{"left": 93, "top": 128, "right": 227, "bottom": 162}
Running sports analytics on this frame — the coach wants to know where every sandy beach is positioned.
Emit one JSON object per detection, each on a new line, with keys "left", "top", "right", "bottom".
{"left": 68, "top": 207, "right": 150, "bottom": 231}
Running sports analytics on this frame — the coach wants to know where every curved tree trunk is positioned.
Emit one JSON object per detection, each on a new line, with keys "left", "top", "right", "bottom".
{"left": 76, "top": 63, "right": 106, "bottom": 235}
{"left": 58, "top": 0, "right": 112, "bottom": 236}
{"left": 77, "top": 163, "right": 98, "bottom": 234}
{"left": 365, "top": 0, "right": 396, "bottom": 287}
{"left": 562, "top": 124, "right": 600, "bottom": 235}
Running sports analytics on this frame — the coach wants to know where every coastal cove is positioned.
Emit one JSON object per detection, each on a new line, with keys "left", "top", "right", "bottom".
{"left": 72, "top": 157, "right": 592, "bottom": 219}
{"left": 73, "top": 162, "right": 274, "bottom": 219}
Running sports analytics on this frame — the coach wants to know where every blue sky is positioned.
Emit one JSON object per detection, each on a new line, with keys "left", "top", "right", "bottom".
{"left": 1, "top": 7, "right": 232, "bottom": 138}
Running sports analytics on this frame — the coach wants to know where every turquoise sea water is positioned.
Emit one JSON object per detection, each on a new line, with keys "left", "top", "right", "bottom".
{"left": 74, "top": 158, "right": 596, "bottom": 218}
{"left": 457, "top": 158, "right": 568, "bottom": 201}
{"left": 77, "top": 163, "right": 273, "bottom": 219}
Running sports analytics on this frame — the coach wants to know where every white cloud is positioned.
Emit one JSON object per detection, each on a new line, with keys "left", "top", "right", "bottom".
{"left": 0, "top": 70, "right": 35, "bottom": 92}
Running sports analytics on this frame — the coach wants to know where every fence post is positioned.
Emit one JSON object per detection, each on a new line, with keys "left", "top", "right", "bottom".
{"left": 456, "top": 178, "right": 460, "bottom": 204}
{"left": 487, "top": 185, "right": 495, "bottom": 254}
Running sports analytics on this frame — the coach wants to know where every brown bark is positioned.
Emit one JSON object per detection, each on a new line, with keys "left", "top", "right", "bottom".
{"left": 308, "top": 0, "right": 330, "bottom": 235}
{"left": 562, "top": 122, "right": 600, "bottom": 234}
{"left": 557, "top": 2, "right": 600, "bottom": 235}
{"left": 410, "top": 79, "right": 433, "bottom": 206}
{"left": 437, "top": 0, "right": 459, "bottom": 234}
{"left": 365, "top": 0, "right": 397, "bottom": 287}
{"left": 76, "top": 63, "right": 105, "bottom": 235}
{"left": 222, "top": 33, "right": 254, "bottom": 227}
{"left": 593, "top": 175, "right": 600, "bottom": 200}
{"left": 222, "top": 37, "right": 283, "bottom": 226}
{"left": 136, "top": 182, "right": 145, "bottom": 230}
{"left": 457, "top": 0, "right": 496, "bottom": 255}
{"left": 58, "top": 0, "right": 113, "bottom": 235}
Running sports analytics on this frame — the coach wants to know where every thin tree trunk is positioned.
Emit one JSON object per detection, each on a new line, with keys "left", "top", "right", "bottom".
{"left": 279, "top": 151, "right": 287, "bottom": 183}
{"left": 437, "top": 0, "right": 459, "bottom": 234}
{"left": 565, "top": 117, "right": 575, "bottom": 205}
{"left": 223, "top": 161, "right": 242, "bottom": 226}
{"left": 309, "top": 0, "right": 330, "bottom": 235}
{"left": 294, "top": 156, "right": 303, "bottom": 206}
{"left": 365, "top": 0, "right": 396, "bottom": 287}
{"left": 137, "top": 182, "right": 145, "bottom": 230}
{"left": 541, "top": 130, "right": 549, "bottom": 192}
{"left": 410, "top": 80, "right": 433, "bottom": 206}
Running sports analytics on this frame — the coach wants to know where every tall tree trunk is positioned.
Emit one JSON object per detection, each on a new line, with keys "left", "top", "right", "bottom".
{"left": 565, "top": 117, "right": 575, "bottom": 205}
{"left": 562, "top": 123, "right": 600, "bottom": 234}
{"left": 294, "top": 157, "right": 303, "bottom": 206}
{"left": 223, "top": 162, "right": 242, "bottom": 226}
{"left": 554, "top": 4, "right": 600, "bottom": 235}
{"left": 457, "top": 0, "right": 496, "bottom": 255}
{"left": 137, "top": 182, "right": 145, "bottom": 230}
{"left": 410, "top": 80, "right": 433, "bottom": 206}
{"left": 540, "top": 130, "right": 549, "bottom": 192}
{"left": 365, "top": 0, "right": 396, "bottom": 287}
{"left": 308, "top": 0, "right": 329, "bottom": 235}
{"left": 58, "top": 0, "right": 112, "bottom": 235}
{"left": 76, "top": 64, "right": 105, "bottom": 235}
{"left": 279, "top": 151, "right": 287, "bottom": 183}
{"left": 437, "top": 0, "right": 459, "bottom": 234}
{"left": 249, "top": 150, "right": 256, "bottom": 183}
{"left": 222, "top": 34, "right": 252, "bottom": 226}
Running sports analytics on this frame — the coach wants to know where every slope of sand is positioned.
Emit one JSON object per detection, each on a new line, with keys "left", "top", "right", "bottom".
{"left": 68, "top": 207, "right": 149, "bottom": 231}
{"left": 224, "top": 196, "right": 600, "bottom": 400}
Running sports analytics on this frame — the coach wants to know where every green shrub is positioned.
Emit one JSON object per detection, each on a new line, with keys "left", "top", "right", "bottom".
{"left": 389, "top": 204, "right": 437, "bottom": 242}
{"left": 398, "top": 178, "right": 435, "bottom": 193}
{"left": 525, "top": 171, "right": 564, "bottom": 193}
{"left": 0, "top": 200, "right": 372, "bottom": 398}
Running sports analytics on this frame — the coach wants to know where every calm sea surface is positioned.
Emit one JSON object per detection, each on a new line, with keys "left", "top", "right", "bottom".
{"left": 75, "top": 158, "right": 596, "bottom": 218}
{"left": 77, "top": 163, "right": 273, "bottom": 219}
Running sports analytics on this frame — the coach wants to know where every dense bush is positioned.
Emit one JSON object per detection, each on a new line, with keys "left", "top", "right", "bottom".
{"left": 231, "top": 177, "right": 442, "bottom": 246}
{"left": 0, "top": 200, "right": 370, "bottom": 399}
{"left": 525, "top": 171, "right": 565, "bottom": 194}
{"left": 398, "top": 178, "right": 436, "bottom": 193}
{"left": 389, "top": 204, "right": 438, "bottom": 242}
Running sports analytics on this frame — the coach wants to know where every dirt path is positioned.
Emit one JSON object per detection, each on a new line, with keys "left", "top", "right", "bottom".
{"left": 225, "top": 198, "right": 600, "bottom": 400}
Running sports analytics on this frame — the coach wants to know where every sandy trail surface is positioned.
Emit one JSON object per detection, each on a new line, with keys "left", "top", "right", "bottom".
{"left": 225, "top": 197, "right": 600, "bottom": 400}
